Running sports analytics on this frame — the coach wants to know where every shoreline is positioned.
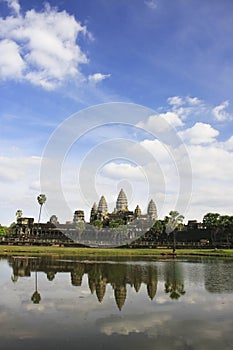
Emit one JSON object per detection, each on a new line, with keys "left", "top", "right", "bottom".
{"left": 0, "top": 245, "right": 233, "bottom": 258}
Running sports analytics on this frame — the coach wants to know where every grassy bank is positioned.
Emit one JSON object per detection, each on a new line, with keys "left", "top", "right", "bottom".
{"left": 0, "top": 245, "right": 233, "bottom": 258}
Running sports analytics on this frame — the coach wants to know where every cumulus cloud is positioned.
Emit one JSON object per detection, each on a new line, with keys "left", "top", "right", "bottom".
{"left": 179, "top": 122, "right": 219, "bottom": 144}
{"left": 179, "top": 141, "right": 233, "bottom": 220}
{"left": 100, "top": 162, "right": 145, "bottom": 181}
{"left": 187, "top": 144, "right": 233, "bottom": 181}
{"left": 224, "top": 135, "right": 233, "bottom": 150}
{"left": 0, "top": 1, "right": 109, "bottom": 89}
{"left": 137, "top": 112, "right": 184, "bottom": 133}
{"left": 161, "top": 112, "right": 184, "bottom": 127}
{"left": 137, "top": 98, "right": 233, "bottom": 220}
{"left": 88, "top": 73, "right": 111, "bottom": 84}
{"left": 212, "top": 101, "right": 233, "bottom": 121}
{"left": 0, "top": 155, "right": 41, "bottom": 183}
{"left": 0, "top": 39, "right": 25, "bottom": 78}
{"left": 0, "top": 155, "right": 43, "bottom": 224}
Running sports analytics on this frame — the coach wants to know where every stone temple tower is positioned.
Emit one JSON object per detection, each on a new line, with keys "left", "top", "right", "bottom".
{"left": 116, "top": 189, "right": 128, "bottom": 212}
{"left": 90, "top": 202, "right": 98, "bottom": 223}
{"left": 134, "top": 205, "right": 142, "bottom": 218}
{"left": 147, "top": 199, "right": 158, "bottom": 220}
{"left": 97, "top": 195, "right": 108, "bottom": 220}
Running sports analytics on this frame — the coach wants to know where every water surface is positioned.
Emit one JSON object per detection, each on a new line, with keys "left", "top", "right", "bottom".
{"left": 0, "top": 255, "right": 232, "bottom": 349}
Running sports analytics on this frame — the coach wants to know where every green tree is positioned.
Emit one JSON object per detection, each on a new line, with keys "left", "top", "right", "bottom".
{"left": 0, "top": 225, "right": 9, "bottom": 236}
{"left": 151, "top": 220, "right": 163, "bottom": 235}
{"left": 92, "top": 220, "right": 103, "bottom": 229}
{"left": 219, "top": 215, "right": 233, "bottom": 245}
{"left": 109, "top": 219, "right": 125, "bottom": 228}
{"left": 145, "top": 220, "right": 164, "bottom": 244}
{"left": 203, "top": 213, "right": 220, "bottom": 245}
{"left": 165, "top": 211, "right": 184, "bottom": 252}
{"left": 8, "top": 222, "right": 16, "bottom": 235}
{"left": 37, "top": 194, "right": 47, "bottom": 223}
{"left": 31, "top": 290, "right": 41, "bottom": 304}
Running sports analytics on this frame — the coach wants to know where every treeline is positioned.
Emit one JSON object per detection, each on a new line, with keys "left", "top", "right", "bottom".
{"left": 132, "top": 212, "right": 233, "bottom": 247}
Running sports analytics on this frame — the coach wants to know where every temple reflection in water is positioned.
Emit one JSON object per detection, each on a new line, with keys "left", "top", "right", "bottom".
{"left": 6, "top": 256, "right": 233, "bottom": 311}
{"left": 9, "top": 256, "right": 162, "bottom": 310}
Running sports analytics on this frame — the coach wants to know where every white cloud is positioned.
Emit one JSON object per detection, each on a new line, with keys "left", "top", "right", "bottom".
{"left": 0, "top": 155, "right": 41, "bottom": 183}
{"left": 144, "top": 0, "right": 158, "bottom": 10}
{"left": 0, "top": 155, "right": 42, "bottom": 224}
{"left": 179, "top": 142, "right": 233, "bottom": 220}
{"left": 0, "top": 39, "right": 25, "bottom": 78}
{"left": 168, "top": 95, "right": 202, "bottom": 107}
{"left": 224, "top": 135, "right": 233, "bottom": 150}
{"left": 1, "top": 95, "right": 232, "bottom": 225}
{"left": 140, "top": 139, "right": 173, "bottom": 165}
{"left": 167, "top": 95, "right": 206, "bottom": 121}
{"left": 179, "top": 122, "right": 219, "bottom": 144}
{"left": 186, "top": 96, "right": 202, "bottom": 105}
{"left": 100, "top": 162, "right": 145, "bottom": 181}
{"left": 138, "top": 103, "right": 233, "bottom": 221}
{"left": 5, "top": 0, "right": 20, "bottom": 15}
{"left": 161, "top": 112, "right": 184, "bottom": 127}
{"left": 137, "top": 112, "right": 184, "bottom": 133}
{"left": 188, "top": 144, "right": 233, "bottom": 181}
{"left": 212, "top": 100, "right": 233, "bottom": 121}
{"left": 0, "top": 2, "right": 108, "bottom": 89}
{"left": 88, "top": 73, "right": 111, "bottom": 84}
{"left": 101, "top": 313, "right": 171, "bottom": 336}
{"left": 167, "top": 96, "right": 184, "bottom": 106}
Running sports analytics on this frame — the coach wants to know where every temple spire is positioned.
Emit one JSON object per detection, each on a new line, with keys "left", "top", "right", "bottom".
{"left": 90, "top": 202, "right": 98, "bottom": 223}
{"left": 116, "top": 189, "right": 128, "bottom": 212}
{"left": 147, "top": 199, "right": 158, "bottom": 220}
{"left": 97, "top": 196, "right": 108, "bottom": 220}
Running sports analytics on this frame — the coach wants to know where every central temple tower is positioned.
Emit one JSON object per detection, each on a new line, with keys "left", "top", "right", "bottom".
{"left": 116, "top": 188, "right": 128, "bottom": 212}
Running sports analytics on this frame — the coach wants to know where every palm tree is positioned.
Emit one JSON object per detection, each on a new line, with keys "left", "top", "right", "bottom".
{"left": 37, "top": 194, "right": 46, "bottom": 223}
{"left": 31, "top": 270, "right": 41, "bottom": 304}
{"left": 165, "top": 211, "right": 184, "bottom": 253}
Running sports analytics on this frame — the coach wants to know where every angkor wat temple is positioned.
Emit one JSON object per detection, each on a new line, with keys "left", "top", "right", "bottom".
{"left": 89, "top": 188, "right": 157, "bottom": 225}
{"left": 13, "top": 189, "right": 158, "bottom": 247}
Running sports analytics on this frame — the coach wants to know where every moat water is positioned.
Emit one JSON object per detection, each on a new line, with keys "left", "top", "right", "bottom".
{"left": 0, "top": 255, "right": 232, "bottom": 350}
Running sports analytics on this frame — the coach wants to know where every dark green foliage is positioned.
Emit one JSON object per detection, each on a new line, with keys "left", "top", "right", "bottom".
{"left": 109, "top": 219, "right": 125, "bottom": 228}
{"left": 92, "top": 220, "right": 103, "bottom": 228}
{"left": 0, "top": 226, "right": 9, "bottom": 236}
{"left": 203, "top": 213, "right": 233, "bottom": 245}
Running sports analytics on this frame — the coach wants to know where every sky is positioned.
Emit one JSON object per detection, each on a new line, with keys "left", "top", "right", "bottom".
{"left": 0, "top": 0, "right": 232, "bottom": 225}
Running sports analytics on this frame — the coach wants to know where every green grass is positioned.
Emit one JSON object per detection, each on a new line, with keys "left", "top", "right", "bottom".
{"left": 0, "top": 245, "right": 233, "bottom": 258}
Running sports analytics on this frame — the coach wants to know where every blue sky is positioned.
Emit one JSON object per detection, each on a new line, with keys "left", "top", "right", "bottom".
{"left": 0, "top": 0, "right": 232, "bottom": 225}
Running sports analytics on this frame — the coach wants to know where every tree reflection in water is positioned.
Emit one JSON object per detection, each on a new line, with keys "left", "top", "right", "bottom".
{"left": 8, "top": 256, "right": 187, "bottom": 310}
{"left": 164, "top": 261, "right": 185, "bottom": 299}
{"left": 31, "top": 270, "right": 41, "bottom": 304}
